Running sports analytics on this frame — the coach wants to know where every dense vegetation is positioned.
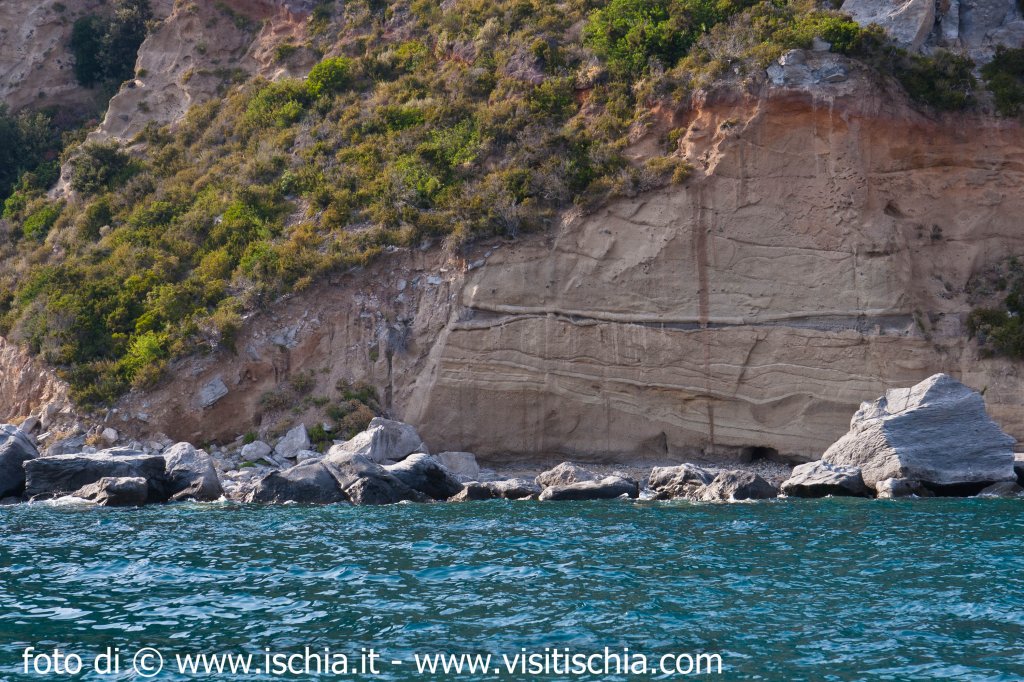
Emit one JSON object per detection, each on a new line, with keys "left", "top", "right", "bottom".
{"left": 982, "top": 46, "right": 1024, "bottom": 116}
{"left": 968, "top": 258, "right": 1024, "bottom": 359}
{"left": 0, "top": 0, "right": 1018, "bottom": 406}
{"left": 70, "top": 0, "right": 153, "bottom": 88}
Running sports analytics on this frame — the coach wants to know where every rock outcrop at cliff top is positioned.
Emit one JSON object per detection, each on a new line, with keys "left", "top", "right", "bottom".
{"left": 820, "top": 374, "right": 1016, "bottom": 491}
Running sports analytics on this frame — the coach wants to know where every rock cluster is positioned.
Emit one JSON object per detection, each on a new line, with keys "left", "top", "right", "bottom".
{"left": 0, "top": 375, "right": 1018, "bottom": 507}
{"left": 781, "top": 374, "right": 1018, "bottom": 499}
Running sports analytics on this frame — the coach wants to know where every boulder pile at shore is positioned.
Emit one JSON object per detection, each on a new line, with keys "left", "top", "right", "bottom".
{"left": 0, "top": 374, "right": 1019, "bottom": 507}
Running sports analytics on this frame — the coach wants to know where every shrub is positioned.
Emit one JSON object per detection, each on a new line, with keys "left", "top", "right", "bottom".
{"left": 584, "top": 0, "right": 680, "bottom": 76}
{"left": 70, "top": 143, "right": 133, "bottom": 195}
{"left": 70, "top": 0, "right": 153, "bottom": 87}
{"left": 893, "top": 50, "right": 976, "bottom": 110}
{"left": 245, "top": 80, "right": 309, "bottom": 128}
{"left": 982, "top": 46, "right": 1024, "bottom": 116}
{"left": 21, "top": 201, "right": 64, "bottom": 242}
{"left": 306, "top": 57, "right": 352, "bottom": 98}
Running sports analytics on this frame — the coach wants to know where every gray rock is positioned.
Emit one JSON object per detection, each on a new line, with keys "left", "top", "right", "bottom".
{"left": 326, "top": 454, "right": 427, "bottom": 505}
{"left": 535, "top": 462, "right": 599, "bottom": 488}
{"left": 72, "top": 477, "right": 148, "bottom": 507}
{"left": 822, "top": 374, "right": 1016, "bottom": 492}
{"left": 241, "top": 440, "right": 273, "bottom": 461}
{"left": 162, "top": 442, "right": 223, "bottom": 502}
{"left": 45, "top": 434, "right": 86, "bottom": 457}
{"left": 817, "top": 64, "right": 848, "bottom": 83}
{"left": 99, "top": 427, "right": 119, "bottom": 446}
{"left": 327, "top": 418, "right": 427, "bottom": 463}
{"left": 24, "top": 452, "right": 170, "bottom": 501}
{"left": 697, "top": 471, "right": 778, "bottom": 502}
{"left": 295, "top": 449, "right": 322, "bottom": 463}
{"left": 0, "top": 423, "right": 39, "bottom": 498}
{"left": 538, "top": 475, "right": 639, "bottom": 501}
{"left": 842, "top": 0, "right": 935, "bottom": 49}
{"left": 449, "top": 478, "right": 541, "bottom": 501}
{"left": 876, "top": 478, "right": 932, "bottom": 499}
{"left": 275, "top": 424, "right": 310, "bottom": 460}
{"left": 198, "top": 376, "right": 229, "bottom": 408}
{"left": 247, "top": 461, "right": 346, "bottom": 504}
{"left": 384, "top": 453, "right": 463, "bottom": 500}
{"left": 977, "top": 481, "right": 1024, "bottom": 497}
{"left": 648, "top": 463, "right": 714, "bottom": 500}
{"left": 20, "top": 416, "right": 40, "bottom": 434}
{"left": 435, "top": 451, "right": 480, "bottom": 479}
{"left": 781, "top": 461, "right": 872, "bottom": 498}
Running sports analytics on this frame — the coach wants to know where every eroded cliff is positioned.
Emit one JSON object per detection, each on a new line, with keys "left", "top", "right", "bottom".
{"left": 108, "top": 71, "right": 1024, "bottom": 463}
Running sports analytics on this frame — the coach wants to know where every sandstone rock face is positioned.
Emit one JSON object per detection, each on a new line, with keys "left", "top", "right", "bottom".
{"left": 0, "top": 0, "right": 107, "bottom": 112}
{"left": 89, "top": 0, "right": 315, "bottom": 144}
{"left": 538, "top": 476, "right": 639, "bottom": 501}
{"left": 119, "top": 85, "right": 1024, "bottom": 466}
{"left": 0, "top": 424, "right": 39, "bottom": 498}
{"left": 328, "top": 418, "right": 427, "bottom": 463}
{"left": 781, "top": 461, "right": 872, "bottom": 498}
{"left": 24, "top": 452, "right": 170, "bottom": 501}
{"left": 434, "top": 452, "right": 480, "bottom": 479}
{"left": 72, "top": 476, "right": 149, "bottom": 507}
{"left": 822, "top": 374, "right": 1016, "bottom": 490}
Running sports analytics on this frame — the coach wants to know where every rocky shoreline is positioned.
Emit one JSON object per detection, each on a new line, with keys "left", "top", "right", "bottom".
{"left": 1, "top": 374, "right": 1022, "bottom": 508}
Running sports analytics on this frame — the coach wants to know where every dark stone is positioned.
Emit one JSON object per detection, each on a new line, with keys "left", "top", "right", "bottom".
{"left": 73, "top": 477, "right": 149, "bottom": 507}
{"left": 247, "top": 461, "right": 346, "bottom": 504}
{"left": 0, "top": 424, "right": 39, "bottom": 499}
{"left": 24, "top": 452, "right": 170, "bottom": 501}
{"left": 384, "top": 453, "right": 463, "bottom": 500}
{"left": 781, "top": 461, "right": 872, "bottom": 498}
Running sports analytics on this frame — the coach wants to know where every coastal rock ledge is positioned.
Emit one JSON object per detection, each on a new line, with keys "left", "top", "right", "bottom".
{"left": 782, "top": 374, "right": 1017, "bottom": 497}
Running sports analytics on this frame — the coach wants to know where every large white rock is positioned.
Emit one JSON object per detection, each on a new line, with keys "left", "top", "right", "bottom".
{"left": 240, "top": 440, "right": 273, "bottom": 462}
{"left": 822, "top": 374, "right": 1016, "bottom": 490}
{"left": 327, "top": 418, "right": 427, "bottom": 463}
{"left": 275, "top": 424, "right": 310, "bottom": 460}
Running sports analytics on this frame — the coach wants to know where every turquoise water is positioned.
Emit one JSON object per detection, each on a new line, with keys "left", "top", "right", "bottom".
{"left": 1, "top": 498, "right": 1023, "bottom": 680}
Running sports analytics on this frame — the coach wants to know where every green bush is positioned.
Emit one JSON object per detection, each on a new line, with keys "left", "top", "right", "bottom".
{"left": 306, "top": 57, "right": 352, "bottom": 98}
{"left": 21, "top": 201, "right": 64, "bottom": 242}
{"left": 584, "top": 0, "right": 681, "bottom": 76}
{"left": 70, "top": 0, "right": 152, "bottom": 87}
{"left": 893, "top": 50, "right": 976, "bottom": 110}
{"left": 70, "top": 143, "right": 133, "bottom": 195}
{"left": 982, "top": 46, "right": 1024, "bottom": 116}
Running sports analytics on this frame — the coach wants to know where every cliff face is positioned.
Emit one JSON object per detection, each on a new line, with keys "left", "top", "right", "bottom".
{"left": 111, "top": 71, "right": 1024, "bottom": 462}
{"left": 91, "top": 0, "right": 315, "bottom": 143}
{"left": 0, "top": 0, "right": 107, "bottom": 113}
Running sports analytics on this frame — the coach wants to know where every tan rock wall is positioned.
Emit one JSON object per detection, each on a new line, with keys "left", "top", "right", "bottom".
{"left": 113, "top": 85, "right": 1024, "bottom": 462}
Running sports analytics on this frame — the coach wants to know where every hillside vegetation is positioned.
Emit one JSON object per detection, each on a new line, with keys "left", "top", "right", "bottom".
{"left": 0, "top": 0, "right": 1019, "bottom": 405}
